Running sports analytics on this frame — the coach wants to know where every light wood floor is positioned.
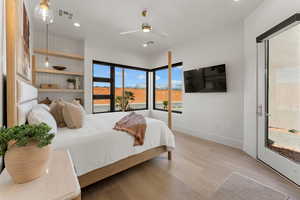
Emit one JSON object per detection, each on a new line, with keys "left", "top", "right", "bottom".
{"left": 82, "top": 132, "right": 300, "bottom": 200}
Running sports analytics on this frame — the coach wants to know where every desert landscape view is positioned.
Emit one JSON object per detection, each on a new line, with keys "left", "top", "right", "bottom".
{"left": 93, "top": 87, "right": 183, "bottom": 112}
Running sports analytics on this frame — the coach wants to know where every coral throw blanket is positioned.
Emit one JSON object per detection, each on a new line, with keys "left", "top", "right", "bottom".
{"left": 114, "top": 112, "right": 147, "bottom": 146}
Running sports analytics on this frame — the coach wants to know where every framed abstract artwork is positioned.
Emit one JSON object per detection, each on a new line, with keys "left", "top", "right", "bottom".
{"left": 16, "top": 0, "right": 31, "bottom": 81}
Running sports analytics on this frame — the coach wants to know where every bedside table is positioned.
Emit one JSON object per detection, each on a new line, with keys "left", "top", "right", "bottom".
{"left": 0, "top": 150, "right": 81, "bottom": 200}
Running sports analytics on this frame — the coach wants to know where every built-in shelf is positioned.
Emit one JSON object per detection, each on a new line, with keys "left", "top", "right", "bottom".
{"left": 38, "top": 89, "right": 84, "bottom": 93}
{"left": 35, "top": 68, "right": 84, "bottom": 76}
{"left": 34, "top": 49, "right": 84, "bottom": 61}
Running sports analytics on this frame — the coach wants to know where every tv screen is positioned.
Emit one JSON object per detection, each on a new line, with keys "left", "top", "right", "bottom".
{"left": 184, "top": 64, "right": 227, "bottom": 93}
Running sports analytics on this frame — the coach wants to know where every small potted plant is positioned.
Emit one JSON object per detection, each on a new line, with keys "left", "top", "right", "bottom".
{"left": 67, "top": 78, "right": 76, "bottom": 89}
{"left": 0, "top": 123, "right": 55, "bottom": 184}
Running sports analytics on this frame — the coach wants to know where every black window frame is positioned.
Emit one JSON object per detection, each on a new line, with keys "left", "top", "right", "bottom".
{"left": 152, "top": 62, "right": 183, "bottom": 114}
{"left": 92, "top": 60, "right": 149, "bottom": 114}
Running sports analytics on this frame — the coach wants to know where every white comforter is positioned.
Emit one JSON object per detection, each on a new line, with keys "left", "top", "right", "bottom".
{"left": 52, "top": 113, "right": 175, "bottom": 176}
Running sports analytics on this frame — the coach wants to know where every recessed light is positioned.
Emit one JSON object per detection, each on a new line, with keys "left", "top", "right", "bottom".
{"left": 74, "top": 22, "right": 80, "bottom": 27}
{"left": 143, "top": 43, "right": 148, "bottom": 47}
{"left": 234, "top": 0, "right": 240, "bottom": 2}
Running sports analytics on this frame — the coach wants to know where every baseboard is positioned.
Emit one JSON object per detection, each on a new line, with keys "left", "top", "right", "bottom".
{"left": 173, "top": 126, "right": 243, "bottom": 149}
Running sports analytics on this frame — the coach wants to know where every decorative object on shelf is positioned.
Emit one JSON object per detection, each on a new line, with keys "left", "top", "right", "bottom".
{"left": 52, "top": 66, "right": 67, "bottom": 71}
{"left": 40, "top": 97, "right": 52, "bottom": 105}
{"left": 75, "top": 77, "right": 80, "bottom": 89}
{"left": 74, "top": 98, "right": 83, "bottom": 105}
{"left": 40, "top": 83, "right": 59, "bottom": 89}
{"left": 34, "top": 0, "right": 54, "bottom": 24}
{"left": 0, "top": 123, "right": 55, "bottom": 184}
{"left": 67, "top": 78, "right": 76, "bottom": 89}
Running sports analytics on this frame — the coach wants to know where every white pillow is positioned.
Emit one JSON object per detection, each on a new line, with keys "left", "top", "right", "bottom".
{"left": 28, "top": 108, "right": 57, "bottom": 134}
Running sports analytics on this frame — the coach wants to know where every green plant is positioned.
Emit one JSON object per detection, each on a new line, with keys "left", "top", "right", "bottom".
{"left": 115, "top": 91, "right": 135, "bottom": 111}
{"left": 162, "top": 100, "right": 168, "bottom": 110}
{"left": 0, "top": 123, "right": 55, "bottom": 156}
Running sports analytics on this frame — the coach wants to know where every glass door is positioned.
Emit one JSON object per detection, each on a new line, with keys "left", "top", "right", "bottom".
{"left": 257, "top": 20, "right": 300, "bottom": 185}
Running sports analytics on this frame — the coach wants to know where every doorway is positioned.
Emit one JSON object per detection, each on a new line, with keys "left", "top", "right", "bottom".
{"left": 257, "top": 14, "right": 300, "bottom": 185}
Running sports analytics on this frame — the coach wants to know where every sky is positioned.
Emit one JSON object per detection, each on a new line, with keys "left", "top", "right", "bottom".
{"left": 93, "top": 64, "right": 183, "bottom": 89}
{"left": 155, "top": 67, "right": 183, "bottom": 89}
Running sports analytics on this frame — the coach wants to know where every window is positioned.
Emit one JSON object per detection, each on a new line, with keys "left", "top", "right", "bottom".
{"left": 153, "top": 63, "right": 183, "bottom": 113}
{"left": 93, "top": 61, "right": 148, "bottom": 113}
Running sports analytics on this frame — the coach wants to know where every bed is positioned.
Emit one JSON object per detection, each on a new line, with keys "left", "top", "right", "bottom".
{"left": 17, "top": 80, "right": 175, "bottom": 188}
{"left": 53, "top": 113, "right": 175, "bottom": 187}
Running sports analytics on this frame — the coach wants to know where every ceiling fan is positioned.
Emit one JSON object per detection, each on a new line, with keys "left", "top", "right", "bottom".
{"left": 120, "top": 10, "right": 168, "bottom": 37}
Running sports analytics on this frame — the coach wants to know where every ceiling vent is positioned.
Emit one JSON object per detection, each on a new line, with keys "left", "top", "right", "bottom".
{"left": 58, "top": 9, "right": 73, "bottom": 20}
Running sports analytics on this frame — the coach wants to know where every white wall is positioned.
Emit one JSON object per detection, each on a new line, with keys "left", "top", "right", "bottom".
{"left": 84, "top": 39, "right": 151, "bottom": 114}
{"left": 243, "top": 0, "right": 300, "bottom": 158}
{"left": 150, "top": 23, "right": 244, "bottom": 149}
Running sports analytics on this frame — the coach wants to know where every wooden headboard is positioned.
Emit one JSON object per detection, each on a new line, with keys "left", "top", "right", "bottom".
{"left": 16, "top": 80, "right": 38, "bottom": 125}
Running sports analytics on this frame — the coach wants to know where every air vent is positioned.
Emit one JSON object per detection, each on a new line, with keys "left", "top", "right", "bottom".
{"left": 58, "top": 9, "right": 73, "bottom": 20}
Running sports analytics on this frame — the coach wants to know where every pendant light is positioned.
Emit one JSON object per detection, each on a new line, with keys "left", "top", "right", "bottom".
{"left": 35, "top": 0, "right": 54, "bottom": 24}
{"left": 45, "top": 24, "right": 50, "bottom": 68}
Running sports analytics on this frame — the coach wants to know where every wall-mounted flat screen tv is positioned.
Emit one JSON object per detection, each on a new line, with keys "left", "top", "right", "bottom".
{"left": 184, "top": 64, "right": 227, "bottom": 93}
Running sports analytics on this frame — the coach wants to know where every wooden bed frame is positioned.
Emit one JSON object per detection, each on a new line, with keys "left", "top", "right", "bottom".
{"left": 79, "top": 146, "right": 172, "bottom": 188}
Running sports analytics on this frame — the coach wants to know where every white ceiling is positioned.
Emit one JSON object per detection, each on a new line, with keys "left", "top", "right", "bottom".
{"left": 30, "top": 0, "right": 263, "bottom": 56}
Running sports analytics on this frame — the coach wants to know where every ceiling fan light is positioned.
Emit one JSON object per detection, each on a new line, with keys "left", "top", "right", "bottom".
{"left": 142, "top": 23, "right": 152, "bottom": 33}
{"left": 143, "top": 43, "right": 148, "bottom": 47}
{"left": 143, "top": 28, "right": 151, "bottom": 33}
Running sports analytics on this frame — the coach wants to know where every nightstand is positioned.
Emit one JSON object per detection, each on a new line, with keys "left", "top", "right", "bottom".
{"left": 0, "top": 150, "right": 81, "bottom": 200}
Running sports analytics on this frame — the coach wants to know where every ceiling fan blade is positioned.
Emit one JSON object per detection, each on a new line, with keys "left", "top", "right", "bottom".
{"left": 152, "top": 30, "right": 168, "bottom": 37}
{"left": 120, "top": 30, "right": 140, "bottom": 35}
